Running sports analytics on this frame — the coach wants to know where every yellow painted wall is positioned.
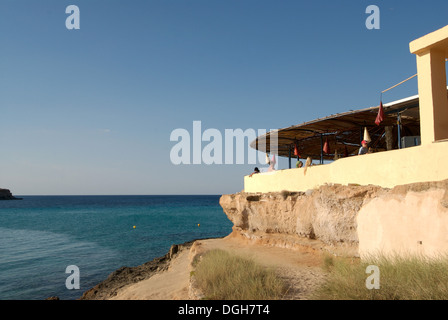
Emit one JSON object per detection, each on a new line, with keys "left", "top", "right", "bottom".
{"left": 357, "top": 188, "right": 448, "bottom": 258}
{"left": 244, "top": 140, "right": 448, "bottom": 193}
{"left": 410, "top": 25, "right": 448, "bottom": 145}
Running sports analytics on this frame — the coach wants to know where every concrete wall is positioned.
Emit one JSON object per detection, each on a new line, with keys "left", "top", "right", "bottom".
{"left": 244, "top": 140, "right": 448, "bottom": 193}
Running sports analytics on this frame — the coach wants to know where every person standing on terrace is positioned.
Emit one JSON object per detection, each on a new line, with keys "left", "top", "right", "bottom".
{"left": 358, "top": 140, "right": 369, "bottom": 155}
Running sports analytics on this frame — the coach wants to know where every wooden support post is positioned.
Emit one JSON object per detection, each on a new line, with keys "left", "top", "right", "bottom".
{"left": 397, "top": 113, "right": 402, "bottom": 149}
{"left": 320, "top": 134, "right": 324, "bottom": 165}
{"left": 288, "top": 145, "right": 292, "bottom": 169}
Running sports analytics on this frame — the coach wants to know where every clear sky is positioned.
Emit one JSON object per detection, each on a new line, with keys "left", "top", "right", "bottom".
{"left": 1, "top": 0, "right": 447, "bottom": 195}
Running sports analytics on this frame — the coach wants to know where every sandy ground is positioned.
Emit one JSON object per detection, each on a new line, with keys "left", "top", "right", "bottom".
{"left": 110, "top": 248, "right": 191, "bottom": 300}
{"left": 111, "top": 234, "right": 327, "bottom": 300}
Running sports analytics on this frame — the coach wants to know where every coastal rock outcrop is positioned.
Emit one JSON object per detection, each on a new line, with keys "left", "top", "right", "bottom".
{"left": 0, "top": 188, "right": 21, "bottom": 200}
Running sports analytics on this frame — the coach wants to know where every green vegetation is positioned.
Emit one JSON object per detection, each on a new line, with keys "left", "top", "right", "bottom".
{"left": 193, "top": 249, "right": 287, "bottom": 300}
{"left": 315, "top": 253, "right": 448, "bottom": 300}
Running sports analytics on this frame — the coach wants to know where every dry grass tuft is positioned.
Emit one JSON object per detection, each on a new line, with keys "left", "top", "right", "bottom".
{"left": 193, "top": 249, "right": 287, "bottom": 300}
{"left": 314, "top": 252, "right": 448, "bottom": 300}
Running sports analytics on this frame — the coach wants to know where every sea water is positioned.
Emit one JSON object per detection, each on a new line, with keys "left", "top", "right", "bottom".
{"left": 0, "top": 195, "right": 233, "bottom": 300}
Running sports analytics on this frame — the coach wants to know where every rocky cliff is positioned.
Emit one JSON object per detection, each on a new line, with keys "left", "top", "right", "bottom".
{"left": 220, "top": 180, "right": 448, "bottom": 258}
{"left": 220, "top": 184, "right": 383, "bottom": 257}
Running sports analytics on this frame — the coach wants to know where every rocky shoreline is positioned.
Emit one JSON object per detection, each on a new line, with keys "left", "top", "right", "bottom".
{"left": 78, "top": 239, "right": 207, "bottom": 300}
{"left": 0, "top": 188, "right": 22, "bottom": 200}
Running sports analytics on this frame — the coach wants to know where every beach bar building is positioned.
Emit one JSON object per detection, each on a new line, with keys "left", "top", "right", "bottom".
{"left": 245, "top": 25, "right": 448, "bottom": 194}
{"left": 239, "top": 25, "right": 448, "bottom": 258}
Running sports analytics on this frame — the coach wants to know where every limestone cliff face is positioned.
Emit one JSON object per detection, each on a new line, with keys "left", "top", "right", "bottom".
{"left": 220, "top": 184, "right": 384, "bottom": 256}
{"left": 220, "top": 181, "right": 448, "bottom": 258}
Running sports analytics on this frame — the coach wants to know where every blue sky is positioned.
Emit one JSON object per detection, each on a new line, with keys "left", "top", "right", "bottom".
{"left": 1, "top": 0, "right": 447, "bottom": 195}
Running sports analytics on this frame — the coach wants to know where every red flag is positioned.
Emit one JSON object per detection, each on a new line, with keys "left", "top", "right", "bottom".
{"left": 375, "top": 101, "right": 384, "bottom": 126}
{"left": 294, "top": 143, "right": 299, "bottom": 157}
{"left": 323, "top": 138, "right": 330, "bottom": 154}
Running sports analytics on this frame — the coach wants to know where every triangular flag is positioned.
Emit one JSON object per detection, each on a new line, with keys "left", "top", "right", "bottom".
{"left": 323, "top": 138, "right": 330, "bottom": 154}
{"left": 265, "top": 154, "right": 270, "bottom": 165}
{"left": 271, "top": 154, "right": 276, "bottom": 165}
{"left": 375, "top": 101, "right": 384, "bottom": 126}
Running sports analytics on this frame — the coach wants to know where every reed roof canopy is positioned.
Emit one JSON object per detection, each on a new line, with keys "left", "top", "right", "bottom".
{"left": 250, "top": 95, "right": 423, "bottom": 160}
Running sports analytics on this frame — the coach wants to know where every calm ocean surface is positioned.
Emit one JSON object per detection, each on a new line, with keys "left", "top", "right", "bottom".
{"left": 0, "top": 195, "right": 233, "bottom": 300}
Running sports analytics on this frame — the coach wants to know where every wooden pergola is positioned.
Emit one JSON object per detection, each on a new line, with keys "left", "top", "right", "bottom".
{"left": 250, "top": 95, "right": 421, "bottom": 167}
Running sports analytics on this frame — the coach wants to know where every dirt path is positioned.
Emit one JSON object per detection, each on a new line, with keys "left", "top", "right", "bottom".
{"left": 110, "top": 248, "right": 191, "bottom": 300}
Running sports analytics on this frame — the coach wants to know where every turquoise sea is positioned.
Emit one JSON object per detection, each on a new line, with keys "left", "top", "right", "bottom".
{"left": 0, "top": 195, "right": 233, "bottom": 300}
